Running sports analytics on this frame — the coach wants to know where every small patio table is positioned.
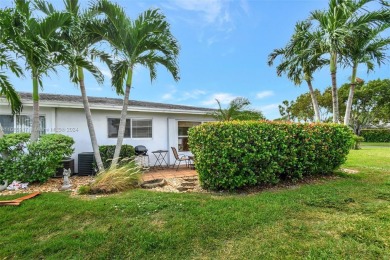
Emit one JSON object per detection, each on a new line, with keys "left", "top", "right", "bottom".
{"left": 188, "top": 155, "right": 195, "bottom": 170}
{"left": 151, "top": 150, "right": 169, "bottom": 169}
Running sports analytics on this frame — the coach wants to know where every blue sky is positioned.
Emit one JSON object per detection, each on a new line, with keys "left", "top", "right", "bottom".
{"left": 2, "top": 0, "right": 389, "bottom": 119}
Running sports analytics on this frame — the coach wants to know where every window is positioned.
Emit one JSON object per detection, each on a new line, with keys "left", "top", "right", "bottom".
{"left": 132, "top": 119, "right": 152, "bottom": 138}
{"left": 0, "top": 115, "right": 46, "bottom": 135}
{"left": 178, "top": 121, "right": 201, "bottom": 152}
{"left": 108, "top": 118, "right": 152, "bottom": 138}
{"left": 0, "top": 115, "right": 14, "bottom": 134}
{"left": 107, "top": 118, "right": 130, "bottom": 138}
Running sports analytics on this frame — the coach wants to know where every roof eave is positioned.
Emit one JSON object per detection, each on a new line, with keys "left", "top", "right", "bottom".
{"left": 0, "top": 99, "right": 211, "bottom": 115}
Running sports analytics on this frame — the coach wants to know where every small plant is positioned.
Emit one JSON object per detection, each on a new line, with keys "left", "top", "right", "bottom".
{"left": 88, "top": 158, "right": 142, "bottom": 194}
{"left": 351, "top": 135, "right": 364, "bottom": 150}
{"left": 78, "top": 185, "right": 91, "bottom": 195}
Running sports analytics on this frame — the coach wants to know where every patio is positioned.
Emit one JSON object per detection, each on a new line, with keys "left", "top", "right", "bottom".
{"left": 142, "top": 166, "right": 198, "bottom": 182}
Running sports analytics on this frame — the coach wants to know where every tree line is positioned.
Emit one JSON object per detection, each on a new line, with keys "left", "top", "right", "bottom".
{"left": 0, "top": 0, "right": 180, "bottom": 171}
{"left": 268, "top": 0, "right": 390, "bottom": 125}
{"left": 277, "top": 79, "right": 390, "bottom": 135}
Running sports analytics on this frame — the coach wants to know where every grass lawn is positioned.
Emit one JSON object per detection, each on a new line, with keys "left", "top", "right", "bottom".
{"left": 1, "top": 144, "right": 389, "bottom": 259}
{"left": 362, "top": 142, "right": 390, "bottom": 147}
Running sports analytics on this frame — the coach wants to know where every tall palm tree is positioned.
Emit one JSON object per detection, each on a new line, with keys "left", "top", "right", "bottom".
{"left": 268, "top": 21, "right": 326, "bottom": 122}
{"left": 0, "top": 45, "right": 24, "bottom": 138}
{"left": 310, "top": 0, "right": 390, "bottom": 123}
{"left": 34, "top": 0, "right": 112, "bottom": 172}
{"left": 0, "top": 45, "right": 23, "bottom": 115}
{"left": 0, "top": 7, "right": 24, "bottom": 138}
{"left": 343, "top": 24, "right": 390, "bottom": 125}
{"left": 94, "top": 0, "right": 180, "bottom": 168}
{"left": 2, "top": 0, "right": 69, "bottom": 141}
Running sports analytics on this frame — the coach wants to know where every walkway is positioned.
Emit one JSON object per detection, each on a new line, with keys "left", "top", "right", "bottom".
{"left": 142, "top": 166, "right": 197, "bottom": 181}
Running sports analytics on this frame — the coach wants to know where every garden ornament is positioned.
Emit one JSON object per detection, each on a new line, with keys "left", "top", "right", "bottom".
{"left": 0, "top": 180, "right": 8, "bottom": 192}
{"left": 60, "top": 168, "right": 72, "bottom": 191}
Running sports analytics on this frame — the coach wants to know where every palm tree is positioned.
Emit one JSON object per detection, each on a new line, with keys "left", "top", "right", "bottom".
{"left": 0, "top": 38, "right": 23, "bottom": 115}
{"left": 94, "top": 0, "right": 180, "bottom": 168}
{"left": 0, "top": 46, "right": 24, "bottom": 138}
{"left": 210, "top": 97, "right": 264, "bottom": 121}
{"left": 343, "top": 24, "right": 390, "bottom": 125}
{"left": 34, "top": 0, "right": 112, "bottom": 172}
{"left": 310, "top": 0, "right": 390, "bottom": 123}
{"left": 0, "top": 7, "right": 24, "bottom": 138}
{"left": 2, "top": 0, "right": 69, "bottom": 141}
{"left": 268, "top": 21, "right": 326, "bottom": 122}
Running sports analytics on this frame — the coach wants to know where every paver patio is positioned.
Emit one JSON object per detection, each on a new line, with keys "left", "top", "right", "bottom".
{"left": 142, "top": 166, "right": 197, "bottom": 181}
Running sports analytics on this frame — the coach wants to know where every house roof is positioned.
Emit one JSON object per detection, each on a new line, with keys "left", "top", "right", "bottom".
{"left": 12, "top": 92, "right": 215, "bottom": 115}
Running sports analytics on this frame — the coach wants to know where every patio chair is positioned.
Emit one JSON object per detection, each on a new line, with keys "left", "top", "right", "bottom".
{"left": 171, "top": 147, "right": 190, "bottom": 171}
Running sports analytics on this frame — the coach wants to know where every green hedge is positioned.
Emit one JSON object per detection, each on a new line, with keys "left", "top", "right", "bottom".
{"left": 99, "top": 145, "right": 135, "bottom": 169}
{"left": 188, "top": 121, "right": 353, "bottom": 190}
{"left": 0, "top": 133, "right": 74, "bottom": 183}
{"left": 360, "top": 129, "right": 390, "bottom": 142}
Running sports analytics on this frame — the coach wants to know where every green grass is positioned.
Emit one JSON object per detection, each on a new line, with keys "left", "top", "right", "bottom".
{"left": 362, "top": 142, "right": 390, "bottom": 147}
{"left": 1, "top": 146, "right": 389, "bottom": 259}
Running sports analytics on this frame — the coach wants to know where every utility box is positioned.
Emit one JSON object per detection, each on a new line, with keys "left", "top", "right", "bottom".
{"left": 54, "top": 158, "right": 75, "bottom": 178}
{"left": 78, "top": 152, "right": 96, "bottom": 176}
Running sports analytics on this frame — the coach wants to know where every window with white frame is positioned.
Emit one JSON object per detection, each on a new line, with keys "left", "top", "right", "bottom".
{"left": 178, "top": 121, "right": 201, "bottom": 152}
{"left": 0, "top": 115, "right": 46, "bottom": 135}
{"left": 132, "top": 119, "right": 152, "bottom": 138}
{"left": 107, "top": 118, "right": 152, "bottom": 138}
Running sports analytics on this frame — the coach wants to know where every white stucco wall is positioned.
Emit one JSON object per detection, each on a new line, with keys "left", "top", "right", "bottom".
{"left": 1, "top": 102, "right": 213, "bottom": 173}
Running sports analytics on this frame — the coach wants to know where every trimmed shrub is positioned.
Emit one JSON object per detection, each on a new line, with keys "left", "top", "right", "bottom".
{"left": 188, "top": 121, "right": 353, "bottom": 190}
{"left": 0, "top": 133, "right": 74, "bottom": 183}
{"left": 99, "top": 145, "right": 135, "bottom": 169}
{"left": 360, "top": 129, "right": 390, "bottom": 142}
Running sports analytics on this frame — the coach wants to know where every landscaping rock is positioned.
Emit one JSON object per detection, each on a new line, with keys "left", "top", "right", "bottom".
{"left": 141, "top": 179, "right": 167, "bottom": 189}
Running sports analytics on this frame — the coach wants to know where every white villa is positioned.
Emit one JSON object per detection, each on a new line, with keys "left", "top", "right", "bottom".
{"left": 0, "top": 92, "right": 214, "bottom": 173}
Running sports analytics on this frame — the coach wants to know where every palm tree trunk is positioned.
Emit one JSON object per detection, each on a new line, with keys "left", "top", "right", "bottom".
{"left": 306, "top": 79, "right": 321, "bottom": 122}
{"left": 0, "top": 123, "right": 4, "bottom": 138}
{"left": 330, "top": 53, "right": 339, "bottom": 123}
{"left": 30, "top": 72, "right": 40, "bottom": 142}
{"left": 344, "top": 63, "right": 358, "bottom": 126}
{"left": 78, "top": 66, "right": 105, "bottom": 173}
{"left": 111, "top": 68, "right": 133, "bottom": 169}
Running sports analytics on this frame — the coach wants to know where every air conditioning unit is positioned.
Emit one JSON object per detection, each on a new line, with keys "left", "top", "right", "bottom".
{"left": 78, "top": 152, "right": 96, "bottom": 176}
{"left": 54, "top": 158, "right": 75, "bottom": 178}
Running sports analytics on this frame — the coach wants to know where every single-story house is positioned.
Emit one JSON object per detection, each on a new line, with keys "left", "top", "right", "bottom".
{"left": 0, "top": 92, "right": 215, "bottom": 173}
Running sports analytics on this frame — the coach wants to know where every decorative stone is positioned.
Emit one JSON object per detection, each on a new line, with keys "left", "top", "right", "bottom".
{"left": 177, "top": 187, "right": 191, "bottom": 192}
{"left": 141, "top": 179, "right": 167, "bottom": 189}
{"left": 181, "top": 182, "right": 196, "bottom": 187}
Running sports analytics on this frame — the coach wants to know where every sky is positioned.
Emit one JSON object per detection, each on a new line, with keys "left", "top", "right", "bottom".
{"left": 1, "top": 0, "right": 389, "bottom": 119}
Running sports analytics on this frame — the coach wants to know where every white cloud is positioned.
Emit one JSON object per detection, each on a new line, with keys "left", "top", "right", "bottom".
{"left": 171, "top": 0, "right": 224, "bottom": 24}
{"left": 202, "top": 92, "right": 237, "bottom": 106}
{"left": 162, "top": 93, "right": 174, "bottom": 100}
{"left": 258, "top": 103, "right": 279, "bottom": 112}
{"left": 256, "top": 90, "right": 274, "bottom": 99}
{"left": 94, "top": 61, "right": 112, "bottom": 79}
{"left": 239, "top": 0, "right": 250, "bottom": 15}
{"left": 100, "top": 68, "right": 112, "bottom": 78}
{"left": 86, "top": 87, "right": 103, "bottom": 92}
{"left": 162, "top": 87, "right": 207, "bottom": 102}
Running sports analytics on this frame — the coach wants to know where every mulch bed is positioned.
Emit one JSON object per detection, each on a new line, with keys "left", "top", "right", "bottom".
{"left": 1, "top": 170, "right": 351, "bottom": 197}
{"left": 0, "top": 176, "right": 95, "bottom": 196}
